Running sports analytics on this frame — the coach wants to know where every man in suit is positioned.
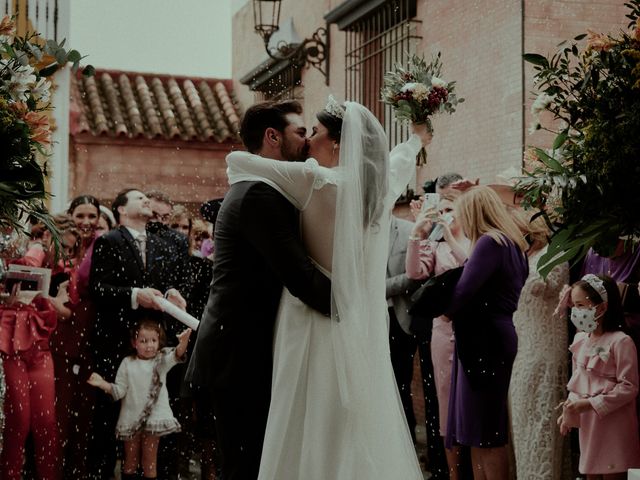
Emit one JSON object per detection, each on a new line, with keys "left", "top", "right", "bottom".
{"left": 186, "top": 100, "right": 332, "bottom": 480}
{"left": 146, "top": 190, "right": 189, "bottom": 257}
{"left": 386, "top": 215, "right": 421, "bottom": 442}
{"left": 145, "top": 190, "right": 190, "bottom": 308}
{"left": 88, "top": 188, "right": 186, "bottom": 479}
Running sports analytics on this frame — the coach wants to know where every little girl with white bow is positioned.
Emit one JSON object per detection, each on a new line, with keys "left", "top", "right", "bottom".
{"left": 557, "top": 274, "right": 640, "bottom": 479}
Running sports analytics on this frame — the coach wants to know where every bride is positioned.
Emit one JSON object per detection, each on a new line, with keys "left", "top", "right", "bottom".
{"left": 226, "top": 97, "right": 431, "bottom": 479}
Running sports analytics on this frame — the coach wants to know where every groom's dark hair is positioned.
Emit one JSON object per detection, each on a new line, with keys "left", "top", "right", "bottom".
{"left": 240, "top": 100, "right": 303, "bottom": 153}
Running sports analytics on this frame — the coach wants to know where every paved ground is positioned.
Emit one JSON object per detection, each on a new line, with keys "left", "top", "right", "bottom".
{"left": 111, "top": 431, "right": 434, "bottom": 480}
{"left": 415, "top": 424, "right": 433, "bottom": 479}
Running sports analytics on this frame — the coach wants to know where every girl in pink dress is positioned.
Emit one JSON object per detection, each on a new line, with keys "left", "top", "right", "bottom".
{"left": 558, "top": 274, "right": 640, "bottom": 479}
{"left": 406, "top": 194, "right": 469, "bottom": 480}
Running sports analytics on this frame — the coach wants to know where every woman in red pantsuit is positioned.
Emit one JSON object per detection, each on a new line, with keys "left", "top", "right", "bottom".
{"left": 0, "top": 296, "right": 60, "bottom": 480}
{"left": 1, "top": 214, "right": 82, "bottom": 479}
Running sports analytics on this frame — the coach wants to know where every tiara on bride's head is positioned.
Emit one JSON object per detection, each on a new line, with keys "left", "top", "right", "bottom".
{"left": 581, "top": 274, "right": 609, "bottom": 302}
{"left": 324, "top": 95, "right": 345, "bottom": 119}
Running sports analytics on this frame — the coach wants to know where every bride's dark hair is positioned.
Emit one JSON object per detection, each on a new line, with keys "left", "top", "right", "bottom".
{"left": 320, "top": 103, "right": 387, "bottom": 228}
{"left": 316, "top": 110, "right": 343, "bottom": 141}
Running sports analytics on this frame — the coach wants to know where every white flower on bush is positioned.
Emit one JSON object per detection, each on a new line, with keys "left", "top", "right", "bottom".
{"left": 430, "top": 76, "right": 447, "bottom": 88}
{"left": 31, "top": 77, "right": 51, "bottom": 103}
{"left": 531, "top": 93, "right": 555, "bottom": 115}
{"left": 5, "top": 64, "right": 36, "bottom": 102}
{"left": 528, "top": 120, "right": 541, "bottom": 135}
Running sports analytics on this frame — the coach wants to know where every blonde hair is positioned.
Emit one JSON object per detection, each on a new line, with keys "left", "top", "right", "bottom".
{"left": 509, "top": 208, "right": 550, "bottom": 249}
{"left": 191, "top": 219, "right": 210, "bottom": 239}
{"left": 455, "top": 186, "right": 528, "bottom": 252}
{"left": 169, "top": 204, "right": 191, "bottom": 225}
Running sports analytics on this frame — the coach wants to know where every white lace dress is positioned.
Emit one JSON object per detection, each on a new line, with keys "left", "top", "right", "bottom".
{"left": 509, "top": 248, "right": 570, "bottom": 480}
{"left": 111, "top": 347, "right": 183, "bottom": 440}
{"left": 226, "top": 133, "right": 424, "bottom": 480}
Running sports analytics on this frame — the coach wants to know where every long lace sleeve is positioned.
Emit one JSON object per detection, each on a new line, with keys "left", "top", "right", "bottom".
{"left": 389, "top": 134, "right": 421, "bottom": 202}
{"left": 226, "top": 151, "right": 332, "bottom": 210}
{"left": 110, "top": 357, "right": 129, "bottom": 401}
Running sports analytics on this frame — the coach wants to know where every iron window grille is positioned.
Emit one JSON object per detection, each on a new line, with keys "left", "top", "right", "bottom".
{"left": 338, "top": 0, "right": 422, "bottom": 200}
{"left": 342, "top": 0, "right": 421, "bottom": 150}
{"left": 254, "top": 63, "right": 303, "bottom": 101}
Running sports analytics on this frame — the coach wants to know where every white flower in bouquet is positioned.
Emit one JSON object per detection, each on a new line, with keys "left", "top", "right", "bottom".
{"left": 430, "top": 76, "right": 447, "bottom": 88}
{"left": 400, "top": 82, "right": 429, "bottom": 101}
{"left": 400, "top": 82, "right": 419, "bottom": 92}
{"left": 6, "top": 64, "right": 36, "bottom": 102}
{"left": 31, "top": 77, "right": 52, "bottom": 103}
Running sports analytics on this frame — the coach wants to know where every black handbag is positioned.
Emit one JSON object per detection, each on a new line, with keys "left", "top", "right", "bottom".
{"left": 619, "top": 282, "right": 640, "bottom": 314}
{"left": 452, "top": 308, "right": 502, "bottom": 391}
{"left": 408, "top": 266, "right": 464, "bottom": 321}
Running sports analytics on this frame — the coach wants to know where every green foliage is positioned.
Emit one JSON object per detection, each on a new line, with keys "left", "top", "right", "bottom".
{"left": 0, "top": 15, "right": 93, "bottom": 239}
{"left": 517, "top": 1, "right": 640, "bottom": 277}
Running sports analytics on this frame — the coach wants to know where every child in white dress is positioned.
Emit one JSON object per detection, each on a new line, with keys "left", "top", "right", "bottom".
{"left": 88, "top": 319, "right": 191, "bottom": 480}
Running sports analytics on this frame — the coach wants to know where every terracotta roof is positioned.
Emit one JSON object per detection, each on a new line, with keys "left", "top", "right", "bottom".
{"left": 70, "top": 69, "right": 243, "bottom": 143}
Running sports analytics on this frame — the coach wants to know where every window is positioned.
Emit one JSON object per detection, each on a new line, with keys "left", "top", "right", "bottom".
{"left": 240, "top": 58, "right": 303, "bottom": 102}
{"left": 328, "top": 0, "right": 421, "bottom": 149}
{"left": 2, "top": 0, "right": 61, "bottom": 42}
{"left": 327, "top": 0, "right": 421, "bottom": 199}
{"left": 254, "top": 64, "right": 303, "bottom": 101}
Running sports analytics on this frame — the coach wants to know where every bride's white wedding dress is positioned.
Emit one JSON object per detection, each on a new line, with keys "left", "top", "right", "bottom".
{"left": 226, "top": 103, "right": 423, "bottom": 480}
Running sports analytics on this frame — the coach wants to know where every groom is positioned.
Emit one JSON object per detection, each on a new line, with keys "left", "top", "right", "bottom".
{"left": 185, "top": 100, "right": 332, "bottom": 480}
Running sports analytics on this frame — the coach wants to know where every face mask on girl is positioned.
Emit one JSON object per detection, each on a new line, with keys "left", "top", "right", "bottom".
{"left": 570, "top": 307, "right": 600, "bottom": 333}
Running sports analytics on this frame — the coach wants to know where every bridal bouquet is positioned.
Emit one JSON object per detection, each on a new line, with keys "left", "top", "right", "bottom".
{"left": 0, "top": 15, "right": 93, "bottom": 235}
{"left": 381, "top": 52, "right": 464, "bottom": 134}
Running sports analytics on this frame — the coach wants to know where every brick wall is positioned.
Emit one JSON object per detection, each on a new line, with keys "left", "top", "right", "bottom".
{"left": 69, "top": 135, "right": 238, "bottom": 208}
{"left": 414, "top": 0, "right": 524, "bottom": 189}
{"left": 523, "top": 0, "right": 630, "bottom": 151}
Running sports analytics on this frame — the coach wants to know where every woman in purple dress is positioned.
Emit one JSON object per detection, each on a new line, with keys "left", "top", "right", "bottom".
{"left": 444, "top": 186, "right": 529, "bottom": 479}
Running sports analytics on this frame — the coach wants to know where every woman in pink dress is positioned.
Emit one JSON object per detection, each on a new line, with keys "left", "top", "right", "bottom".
{"left": 406, "top": 194, "right": 470, "bottom": 479}
{"left": 558, "top": 274, "right": 640, "bottom": 479}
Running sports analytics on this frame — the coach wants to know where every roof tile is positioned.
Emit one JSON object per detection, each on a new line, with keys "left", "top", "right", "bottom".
{"left": 70, "top": 69, "right": 242, "bottom": 143}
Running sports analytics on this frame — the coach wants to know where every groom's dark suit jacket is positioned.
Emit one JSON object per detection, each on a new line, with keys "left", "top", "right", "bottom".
{"left": 185, "top": 181, "right": 331, "bottom": 480}
{"left": 186, "top": 181, "right": 331, "bottom": 388}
